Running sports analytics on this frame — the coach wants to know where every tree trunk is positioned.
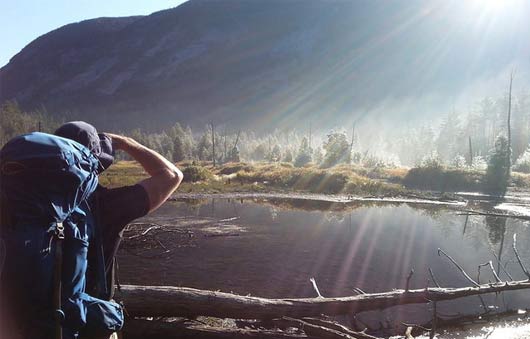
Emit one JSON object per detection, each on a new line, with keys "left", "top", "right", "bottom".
{"left": 115, "top": 280, "right": 530, "bottom": 319}
{"left": 507, "top": 71, "right": 514, "bottom": 177}
{"left": 468, "top": 136, "right": 473, "bottom": 167}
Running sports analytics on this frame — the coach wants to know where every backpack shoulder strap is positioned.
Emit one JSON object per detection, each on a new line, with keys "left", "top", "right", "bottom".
{"left": 52, "top": 221, "right": 65, "bottom": 339}
{"left": 82, "top": 197, "right": 110, "bottom": 300}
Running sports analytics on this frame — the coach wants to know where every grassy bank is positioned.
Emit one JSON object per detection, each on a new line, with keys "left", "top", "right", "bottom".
{"left": 402, "top": 167, "right": 483, "bottom": 192}
{"left": 99, "top": 161, "right": 407, "bottom": 196}
{"left": 99, "top": 161, "right": 530, "bottom": 196}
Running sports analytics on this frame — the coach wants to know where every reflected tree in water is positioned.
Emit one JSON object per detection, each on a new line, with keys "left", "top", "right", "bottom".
{"left": 485, "top": 216, "right": 507, "bottom": 246}
{"left": 484, "top": 215, "right": 508, "bottom": 274}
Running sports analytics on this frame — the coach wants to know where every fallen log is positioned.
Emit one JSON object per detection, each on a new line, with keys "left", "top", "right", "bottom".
{"left": 116, "top": 280, "right": 530, "bottom": 319}
{"left": 123, "top": 318, "right": 307, "bottom": 339}
{"left": 278, "top": 317, "right": 383, "bottom": 339}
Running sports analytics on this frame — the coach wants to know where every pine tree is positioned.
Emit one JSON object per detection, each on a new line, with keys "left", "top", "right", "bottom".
{"left": 294, "top": 137, "right": 312, "bottom": 167}
{"left": 483, "top": 135, "right": 510, "bottom": 196}
{"left": 321, "top": 131, "right": 349, "bottom": 168}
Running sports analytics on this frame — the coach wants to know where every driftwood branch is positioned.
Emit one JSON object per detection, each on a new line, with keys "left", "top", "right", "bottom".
{"left": 298, "top": 318, "right": 381, "bottom": 339}
{"left": 492, "top": 250, "right": 514, "bottom": 281}
{"left": 457, "top": 210, "right": 530, "bottom": 222}
{"left": 428, "top": 268, "right": 440, "bottom": 288}
{"left": 309, "top": 278, "right": 323, "bottom": 298}
{"left": 478, "top": 261, "right": 501, "bottom": 284}
{"left": 281, "top": 317, "right": 360, "bottom": 339}
{"left": 512, "top": 234, "right": 530, "bottom": 280}
{"left": 115, "top": 280, "right": 530, "bottom": 319}
{"left": 352, "top": 288, "right": 366, "bottom": 295}
{"left": 405, "top": 269, "right": 414, "bottom": 291}
{"left": 438, "top": 248, "right": 479, "bottom": 287}
{"left": 123, "top": 318, "right": 307, "bottom": 339}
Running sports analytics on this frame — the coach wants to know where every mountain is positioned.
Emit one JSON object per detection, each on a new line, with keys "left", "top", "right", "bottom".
{"left": 1, "top": 0, "right": 529, "bottom": 132}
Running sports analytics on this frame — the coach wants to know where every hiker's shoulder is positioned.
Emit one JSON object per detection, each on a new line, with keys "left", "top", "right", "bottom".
{"left": 94, "top": 183, "right": 148, "bottom": 199}
{"left": 92, "top": 184, "right": 149, "bottom": 221}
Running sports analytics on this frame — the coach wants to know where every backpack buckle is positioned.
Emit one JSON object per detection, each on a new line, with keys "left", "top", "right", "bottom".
{"left": 55, "top": 222, "right": 65, "bottom": 240}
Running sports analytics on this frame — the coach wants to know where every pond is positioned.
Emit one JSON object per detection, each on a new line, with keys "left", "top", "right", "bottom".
{"left": 117, "top": 195, "right": 530, "bottom": 337}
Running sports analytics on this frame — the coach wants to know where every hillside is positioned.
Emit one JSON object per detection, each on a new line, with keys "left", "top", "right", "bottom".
{"left": 1, "top": 0, "right": 529, "bottom": 131}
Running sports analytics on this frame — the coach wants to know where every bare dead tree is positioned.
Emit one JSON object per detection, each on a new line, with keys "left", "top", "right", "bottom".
{"left": 223, "top": 127, "right": 227, "bottom": 162}
{"left": 507, "top": 70, "right": 515, "bottom": 177}
{"left": 233, "top": 130, "right": 241, "bottom": 150}
{"left": 210, "top": 123, "right": 216, "bottom": 167}
{"left": 468, "top": 136, "right": 473, "bottom": 167}
{"left": 308, "top": 123, "right": 312, "bottom": 151}
{"left": 349, "top": 123, "right": 356, "bottom": 165}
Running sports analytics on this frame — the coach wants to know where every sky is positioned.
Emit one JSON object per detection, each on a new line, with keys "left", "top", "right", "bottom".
{"left": 0, "top": 0, "right": 188, "bottom": 67}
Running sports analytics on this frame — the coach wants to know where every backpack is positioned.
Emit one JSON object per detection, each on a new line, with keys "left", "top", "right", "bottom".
{"left": 0, "top": 132, "right": 123, "bottom": 339}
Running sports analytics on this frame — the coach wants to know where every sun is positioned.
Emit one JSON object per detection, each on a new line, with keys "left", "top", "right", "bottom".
{"left": 459, "top": 0, "right": 527, "bottom": 26}
{"left": 467, "top": 0, "right": 523, "bottom": 12}
{"left": 481, "top": 0, "right": 508, "bottom": 10}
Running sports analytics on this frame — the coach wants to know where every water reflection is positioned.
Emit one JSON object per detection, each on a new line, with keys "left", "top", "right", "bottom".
{"left": 119, "top": 197, "right": 530, "bottom": 334}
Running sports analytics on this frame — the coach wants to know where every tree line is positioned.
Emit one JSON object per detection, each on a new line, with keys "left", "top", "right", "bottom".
{"left": 2, "top": 89, "right": 530, "bottom": 183}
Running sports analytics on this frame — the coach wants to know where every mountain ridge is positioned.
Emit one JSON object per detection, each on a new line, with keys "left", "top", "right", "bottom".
{"left": 1, "top": 0, "right": 529, "bottom": 132}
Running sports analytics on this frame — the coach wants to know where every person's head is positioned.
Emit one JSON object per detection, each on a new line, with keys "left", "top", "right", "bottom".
{"left": 54, "top": 121, "right": 114, "bottom": 173}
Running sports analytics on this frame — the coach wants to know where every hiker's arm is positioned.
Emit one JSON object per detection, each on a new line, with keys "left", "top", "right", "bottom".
{"left": 105, "top": 133, "right": 183, "bottom": 212}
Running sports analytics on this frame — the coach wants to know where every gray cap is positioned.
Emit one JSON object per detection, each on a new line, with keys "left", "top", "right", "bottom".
{"left": 54, "top": 121, "right": 114, "bottom": 173}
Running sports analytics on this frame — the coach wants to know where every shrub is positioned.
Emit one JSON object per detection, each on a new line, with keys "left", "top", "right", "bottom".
{"left": 513, "top": 148, "right": 530, "bottom": 173}
{"left": 321, "top": 132, "right": 350, "bottom": 168}
{"left": 471, "top": 155, "right": 487, "bottom": 171}
{"left": 218, "top": 163, "right": 252, "bottom": 175}
{"left": 451, "top": 155, "right": 467, "bottom": 169}
{"left": 402, "top": 167, "right": 482, "bottom": 192}
{"left": 483, "top": 135, "right": 510, "bottom": 196}
{"left": 294, "top": 152, "right": 312, "bottom": 167}
{"left": 182, "top": 165, "right": 213, "bottom": 182}
{"left": 419, "top": 151, "right": 444, "bottom": 169}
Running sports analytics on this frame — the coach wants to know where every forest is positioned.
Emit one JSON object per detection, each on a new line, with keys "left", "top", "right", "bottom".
{"left": 2, "top": 88, "right": 530, "bottom": 197}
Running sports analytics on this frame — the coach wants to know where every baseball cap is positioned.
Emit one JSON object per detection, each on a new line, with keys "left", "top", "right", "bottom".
{"left": 54, "top": 121, "right": 114, "bottom": 173}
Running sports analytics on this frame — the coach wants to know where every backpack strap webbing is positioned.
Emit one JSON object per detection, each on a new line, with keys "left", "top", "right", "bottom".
{"left": 93, "top": 195, "right": 109, "bottom": 299}
{"left": 53, "top": 221, "right": 65, "bottom": 339}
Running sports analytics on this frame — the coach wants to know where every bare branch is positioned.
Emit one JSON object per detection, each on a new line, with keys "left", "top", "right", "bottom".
{"left": 428, "top": 268, "right": 441, "bottom": 288}
{"left": 281, "top": 317, "right": 359, "bottom": 339}
{"left": 310, "top": 277, "right": 323, "bottom": 298}
{"left": 438, "top": 248, "right": 480, "bottom": 287}
{"left": 457, "top": 210, "right": 530, "bottom": 222}
{"left": 300, "top": 318, "right": 382, "bottom": 339}
{"left": 352, "top": 288, "right": 366, "bottom": 295}
{"left": 512, "top": 234, "right": 530, "bottom": 280}
{"left": 488, "top": 261, "right": 502, "bottom": 283}
{"left": 430, "top": 301, "right": 437, "bottom": 339}
{"left": 405, "top": 326, "right": 414, "bottom": 339}
{"left": 477, "top": 262, "right": 500, "bottom": 284}
{"left": 492, "top": 251, "right": 514, "bottom": 281}
{"left": 406, "top": 269, "right": 414, "bottom": 292}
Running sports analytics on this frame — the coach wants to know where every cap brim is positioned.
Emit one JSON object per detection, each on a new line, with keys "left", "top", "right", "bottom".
{"left": 97, "top": 133, "right": 115, "bottom": 173}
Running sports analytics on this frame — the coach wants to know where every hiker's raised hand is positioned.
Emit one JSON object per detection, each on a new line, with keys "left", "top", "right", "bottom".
{"left": 104, "top": 133, "right": 132, "bottom": 151}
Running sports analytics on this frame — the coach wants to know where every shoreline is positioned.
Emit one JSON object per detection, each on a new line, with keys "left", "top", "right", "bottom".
{"left": 170, "top": 191, "right": 467, "bottom": 207}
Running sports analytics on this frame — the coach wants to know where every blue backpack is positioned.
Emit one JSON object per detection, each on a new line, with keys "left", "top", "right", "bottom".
{"left": 0, "top": 132, "right": 123, "bottom": 339}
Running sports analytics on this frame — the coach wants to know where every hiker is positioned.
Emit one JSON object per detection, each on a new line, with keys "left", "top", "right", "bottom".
{"left": 0, "top": 121, "right": 183, "bottom": 339}
{"left": 54, "top": 122, "right": 183, "bottom": 297}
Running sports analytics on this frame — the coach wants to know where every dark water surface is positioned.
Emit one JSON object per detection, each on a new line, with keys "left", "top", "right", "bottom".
{"left": 118, "top": 197, "right": 530, "bottom": 330}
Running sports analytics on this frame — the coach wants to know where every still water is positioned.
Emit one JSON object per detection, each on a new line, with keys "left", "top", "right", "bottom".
{"left": 118, "top": 196, "right": 530, "bottom": 336}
